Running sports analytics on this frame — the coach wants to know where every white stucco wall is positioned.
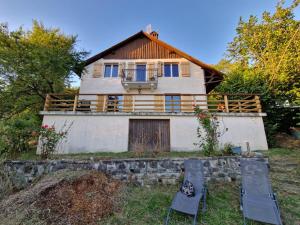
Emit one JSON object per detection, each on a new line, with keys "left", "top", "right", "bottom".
{"left": 41, "top": 115, "right": 129, "bottom": 154}
{"left": 39, "top": 112, "right": 268, "bottom": 154}
{"left": 79, "top": 58, "right": 207, "bottom": 95}
{"left": 169, "top": 114, "right": 268, "bottom": 151}
{"left": 217, "top": 115, "right": 269, "bottom": 151}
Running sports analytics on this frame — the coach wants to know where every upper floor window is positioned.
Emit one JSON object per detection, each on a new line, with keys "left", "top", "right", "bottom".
{"left": 164, "top": 63, "right": 179, "bottom": 77}
{"left": 104, "top": 64, "right": 119, "bottom": 78}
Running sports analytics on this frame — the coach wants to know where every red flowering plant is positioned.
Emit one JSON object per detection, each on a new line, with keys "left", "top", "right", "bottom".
{"left": 39, "top": 122, "right": 72, "bottom": 159}
{"left": 194, "top": 106, "right": 222, "bottom": 156}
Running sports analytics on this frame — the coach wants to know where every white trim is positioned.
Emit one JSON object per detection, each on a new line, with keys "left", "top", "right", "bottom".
{"left": 40, "top": 111, "right": 267, "bottom": 117}
{"left": 104, "top": 63, "right": 119, "bottom": 78}
{"left": 163, "top": 63, "right": 179, "bottom": 78}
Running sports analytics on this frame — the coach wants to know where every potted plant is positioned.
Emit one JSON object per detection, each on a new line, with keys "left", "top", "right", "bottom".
{"left": 126, "top": 76, "right": 133, "bottom": 81}
{"left": 149, "top": 76, "right": 155, "bottom": 81}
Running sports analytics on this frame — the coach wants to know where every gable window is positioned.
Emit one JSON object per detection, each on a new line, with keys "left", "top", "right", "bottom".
{"left": 107, "top": 95, "right": 123, "bottom": 112}
{"left": 104, "top": 64, "right": 119, "bottom": 78}
{"left": 164, "top": 63, "right": 179, "bottom": 77}
{"left": 165, "top": 95, "right": 181, "bottom": 112}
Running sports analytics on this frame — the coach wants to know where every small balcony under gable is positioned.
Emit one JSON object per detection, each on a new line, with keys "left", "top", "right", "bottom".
{"left": 121, "top": 68, "right": 158, "bottom": 91}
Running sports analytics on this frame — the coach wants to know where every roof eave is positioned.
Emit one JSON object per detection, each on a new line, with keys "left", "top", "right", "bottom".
{"left": 84, "top": 30, "right": 144, "bottom": 66}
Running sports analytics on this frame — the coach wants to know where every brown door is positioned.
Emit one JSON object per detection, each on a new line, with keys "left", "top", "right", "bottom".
{"left": 128, "top": 119, "right": 170, "bottom": 152}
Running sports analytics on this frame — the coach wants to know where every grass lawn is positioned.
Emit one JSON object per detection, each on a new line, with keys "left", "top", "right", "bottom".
{"left": 7, "top": 149, "right": 207, "bottom": 160}
{"left": 102, "top": 148, "right": 300, "bottom": 225}
{"left": 5, "top": 147, "right": 286, "bottom": 161}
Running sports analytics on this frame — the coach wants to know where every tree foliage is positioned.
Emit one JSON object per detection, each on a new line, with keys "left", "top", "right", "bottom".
{"left": 0, "top": 21, "right": 87, "bottom": 157}
{"left": 216, "top": 1, "right": 300, "bottom": 146}
{"left": 0, "top": 21, "right": 87, "bottom": 118}
{"left": 0, "top": 111, "right": 40, "bottom": 157}
{"left": 226, "top": 0, "right": 300, "bottom": 98}
{"left": 215, "top": 67, "right": 269, "bottom": 95}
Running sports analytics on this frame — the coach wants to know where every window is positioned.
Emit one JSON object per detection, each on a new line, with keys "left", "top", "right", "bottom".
{"left": 104, "top": 64, "right": 119, "bottom": 77}
{"left": 107, "top": 95, "right": 123, "bottom": 112}
{"left": 165, "top": 95, "right": 181, "bottom": 112}
{"left": 164, "top": 63, "right": 179, "bottom": 77}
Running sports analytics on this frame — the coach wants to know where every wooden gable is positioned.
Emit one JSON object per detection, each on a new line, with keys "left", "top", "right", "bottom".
{"left": 84, "top": 31, "right": 224, "bottom": 93}
{"left": 103, "top": 36, "right": 181, "bottom": 59}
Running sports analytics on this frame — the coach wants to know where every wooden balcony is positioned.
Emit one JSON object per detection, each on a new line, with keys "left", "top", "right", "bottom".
{"left": 121, "top": 69, "right": 158, "bottom": 90}
{"left": 43, "top": 93, "right": 262, "bottom": 113}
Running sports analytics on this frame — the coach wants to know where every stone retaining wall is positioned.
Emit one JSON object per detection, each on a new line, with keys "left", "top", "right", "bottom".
{"left": 3, "top": 156, "right": 267, "bottom": 187}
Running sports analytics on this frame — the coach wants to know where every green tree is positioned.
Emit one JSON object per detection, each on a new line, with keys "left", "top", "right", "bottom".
{"left": 215, "top": 1, "right": 300, "bottom": 146}
{"left": 0, "top": 21, "right": 87, "bottom": 157}
{"left": 0, "top": 21, "right": 87, "bottom": 118}
{"left": 227, "top": 0, "right": 300, "bottom": 99}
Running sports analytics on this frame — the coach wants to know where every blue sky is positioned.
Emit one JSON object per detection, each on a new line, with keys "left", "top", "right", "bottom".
{"left": 1, "top": 0, "right": 299, "bottom": 86}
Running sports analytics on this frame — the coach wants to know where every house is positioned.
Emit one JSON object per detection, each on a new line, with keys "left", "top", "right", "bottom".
{"left": 40, "top": 30, "right": 268, "bottom": 154}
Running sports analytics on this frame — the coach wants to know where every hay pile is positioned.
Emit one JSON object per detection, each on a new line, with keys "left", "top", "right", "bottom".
{"left": 275, "top": 132, "right": 300, "bottom": 149}
{"left": 0, "top": 170, "right": 121, "bottom": 225}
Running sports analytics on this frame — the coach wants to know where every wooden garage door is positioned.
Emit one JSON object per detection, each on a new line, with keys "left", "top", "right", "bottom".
{"left": 128, "top": 119, "right": 170, "bottom": 152}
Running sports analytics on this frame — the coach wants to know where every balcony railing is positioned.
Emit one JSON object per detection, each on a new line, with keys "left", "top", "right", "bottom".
{"left": 121, "top": 69, "right": 158, "bottom": 90}
{"left": 43, "top": 93, "right": 262, "bottom": 113}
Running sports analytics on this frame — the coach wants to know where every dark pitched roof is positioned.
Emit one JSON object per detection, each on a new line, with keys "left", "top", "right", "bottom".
{"left": 84, "top": 31, "right": 224, "bottom": 92}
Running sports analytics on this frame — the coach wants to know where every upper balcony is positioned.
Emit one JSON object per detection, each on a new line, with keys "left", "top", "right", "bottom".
{"left": 121, "top": 67, "right": 158, "bottom": 91}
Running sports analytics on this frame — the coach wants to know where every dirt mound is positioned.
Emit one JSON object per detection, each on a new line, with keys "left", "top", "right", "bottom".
{"left": 275, "top": 132, "right": 300, "bottom": 149}
{"left": 0, "top": 170, "right": 122, "bottom": 225}
{"left": 37, "top": 172, "right": 121, "bottom": 225}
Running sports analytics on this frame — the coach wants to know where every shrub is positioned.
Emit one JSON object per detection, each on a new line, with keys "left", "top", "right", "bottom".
{"left": 39, "top": 123, "right": 72, "bottom": 159}
{"left": 0, "top": 162, "right": 14, "bottom": 200}
{"left": 222, "top": 143, "right": 234, "bottom": 156}
{"left": 194, "top": 106, "right": 226, "bottom": 156}
{"left": 0, "top": 112, "right": 41, "bottom": 158}
{"left": 214, "top": 69, "right": 300, "bottom": 147}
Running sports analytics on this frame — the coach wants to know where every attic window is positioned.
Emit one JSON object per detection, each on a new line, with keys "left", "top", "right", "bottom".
{"left": 104, "top": 64, "right": 118, "bottom": 78}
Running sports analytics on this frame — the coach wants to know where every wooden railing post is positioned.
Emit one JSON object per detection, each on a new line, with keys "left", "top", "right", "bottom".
{"left": 238, "top": 101, "right": 242, "bottom": 112}
{"left": 224, "top": 95, "right": 229, "bottom": 113}
{"left": 73, "top": 95, "right": 78, "bottom": 112}
{"left": 103, "top": 95, "right": 107, "bottom": 112}
{"left": 255, "top": 95, "right": 262, "bottom": 113}
{"left": 132, "top": 96, "right": 135, "bottom": 112}
{"left": 43, "top": 94, "right": 51, "bottom": 111}
{"left": 163, "top": 94, "right": 166, "bottom": 112}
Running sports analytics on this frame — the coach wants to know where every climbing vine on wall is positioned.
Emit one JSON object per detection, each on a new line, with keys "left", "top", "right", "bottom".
{"left": 194, "top": 106, "right": 224, "bottom": 156}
